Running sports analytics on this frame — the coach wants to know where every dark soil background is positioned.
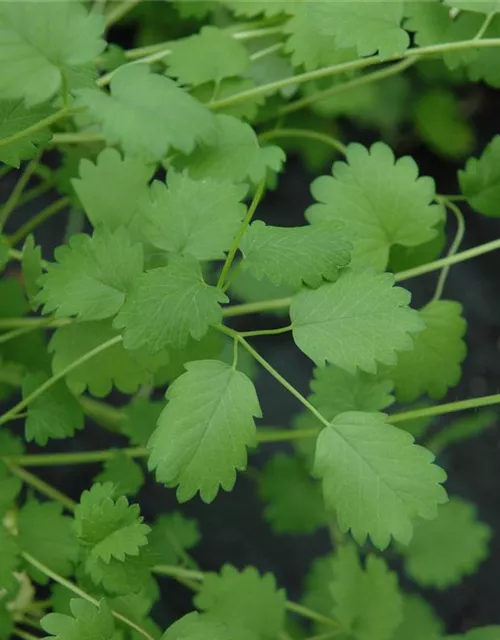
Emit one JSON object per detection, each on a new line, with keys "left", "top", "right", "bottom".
{"left": 2, "top": 13, "right": 500, "bottom": 637}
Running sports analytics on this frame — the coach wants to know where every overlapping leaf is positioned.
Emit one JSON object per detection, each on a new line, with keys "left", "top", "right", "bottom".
{"left": 0, "top": 100, "right": 53, "bottom": 166}
{"left": 94, "top": 452, "right": 145, "bottom": 497}
{"left": 459, "top": 135, "right": 500, "bottom": 216}
{"left": 41, "top": 599, "right": 115, "bottom": 640}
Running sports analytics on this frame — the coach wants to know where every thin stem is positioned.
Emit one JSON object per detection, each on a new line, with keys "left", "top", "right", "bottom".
{"left": 0, "top": 108, "right": 72, "bottom": 151}
{"left": 3, "top": 447, "right": 148, "bottom": 468}
{"left": 0, "top": 156, "right": 41, "bottom": 229}
{"left": 14, "top": 628, "right": 39, "bottom": 640}
{"left": 22, "top": 553, "right": 155, "bottom": 640}
{"left": 389, "top": 393, "right": 500, "bottom": 425}
{"left": 474, "top": 11, "right": 496, "bottom": 40}
{"left": 0, "top": 336, "right": 121, "bottom": 426}
{"left": 0, "top": 317, "right": 68, "bottom": 331}
{"left": 232, "top": 26, "right": 285, "bottom": 41}
{"left": 15, "top": 181, "right": 54, "bottom": 209}
{"left": 0, "top": 325, "right": 46, "bottom": 347}
{"left": 6, "top": 463, "right": 76, "bottom": 512}
{"left": 11, "top": 197, "right": 70, "bottom": 246}
{"left": 222, "top": 297, "right": 292, "bottom": 318}
{"left": 437, "top": 194, "right": 467, "bottom": 202}
{"left": 258, "top": 129, "right": 347, "bottom": 155}
{"left": 239, "top": 325, "right": 293, "bottom": 338}
{"left": 432, "top": 199, "right": 466, "bottom": 302}
{"left": 257, "top": 427, "right": 319, "bottom": 443}
{"left": 217, "top": 180, "right": 266, "bottom": 290}
{"left": 249, "top": 42, "right": 284, "bottom": 62}
{"left": 285, "top": 602, "right": 340, "bottom": 629}
{"left": 97, "top": 47, "right": 173, "bottom": 88}
{"left": 105, "top": 0, "right": 142, "bottom": 27}
{"left": 49, "top": 132, "right": 105, "bottom": 146}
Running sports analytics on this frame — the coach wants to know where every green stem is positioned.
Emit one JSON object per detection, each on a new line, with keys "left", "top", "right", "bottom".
{"left": 285, "top": 602, "right": 340, "bottom": 629}
{"left": 97, "top": 46, "right": 173, "bottom": 88}
{"left": 0, "top": 336, "right": 121, "bottom": 426}
{"left": 0, "top": 108, "right": 72, "bottom": 151}
{"left": 14, "top": 180, "right": 54, "bottom": 209}
{"left": 0, "top": 317, "right": 68, "bottom": 331}
{"left": 0, "top": 325, "right": 45, "bottom": 347}
{"left": 239, "top": 325, "right": 293, "bottom": 338}
{"left": 0, "top": 156, "right": 41, "bottom": 229}
{"left": 22, "top": 553, "right": 155, "bottom": 640}
{"left": 389, "top": 394, "right": 500, "bottom": 425}
{"left": 438, "top": 194, "right": 467, "bottom": 202}
{"left": 231, "top": 26, "right": 286, "bottom": 41}
{"left": 6, "top": 463, "right": 76, "bottom": 511}
{"left": 432, "top": 199, "right": 465, "bottom": 302}
{"left": 257, "top": 427, "right": 320, "bottom": 443}
{"left": 217, "top": 180, "right": 266, "bottom": 290}
{"left": 104, "top": 0, "right": 142, "bottom": 27}
{"left": 14, "top": 628, "right": 39, "bottom": 640}
{"left": 49, "top": 132, "right": 105, "bottom": 146}
{"left": 249, "top": 42, "right": 284, "bottom": 62}
{"left": 3, "top": 447, "right": 148, "bottom": 468}
{"left": 474, "top": 10, "right": 496, "bottom": 40}
{"left": 11, "top": 197, "right": 70, "bottom": 246}
{"left": 222, "top": 297, "right": 292, "bottom": 318}
{"left": 258, "top": 129, "right": 347, "bottom": 155}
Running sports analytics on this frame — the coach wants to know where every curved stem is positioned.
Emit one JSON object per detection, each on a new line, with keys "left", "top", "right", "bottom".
{"left": 11, "top": 196, "right": 70, "bottom": 247}
{"left": 0, "top": 108, "right": 72, "bottom": 151}
{"left": 239, "top": 325, "right": 293, "bottom": 338}
{"left": 432, "top": 199, "right": 466, "bottom": 302}
{"left": 0, "top": 156, "right": 41, "bottom": 229}
{"left": 6, "top": 463, "right": 76, "bottom": 511}
{"left": 389, "top": 393, "right": 500, "bottom": 425}
{"left": 258, "top": 129, "right": 347, "bottom": 155}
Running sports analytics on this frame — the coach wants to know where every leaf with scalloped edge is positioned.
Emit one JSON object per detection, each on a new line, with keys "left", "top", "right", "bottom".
{"left": 459, "top": 135, "right": 500, "bottom": 216}
{"left": 0, "top": 100, "right": 53, "bottom": 167}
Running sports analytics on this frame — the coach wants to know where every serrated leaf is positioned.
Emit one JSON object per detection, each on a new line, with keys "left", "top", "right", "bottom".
{"left": 0, "top": 2, "right": 105, "bottom": 106}
{"left": 258, "top": 453, "right": 327, "bottom": 534}
{"left": 313, "top": 412, "right": 448, "bottom": 548}
{"left": 427, "top": 411, "right": 497, "bottom": 454}
{"left": 291, "top": 270, "right": 424, "bottom": 374}
{"left": 307, "top": 142, "right": 443, "bottom": 271}
{"left": 391, "top": 300, "right": 467, "bottom": 402}
{"left": 148, "top": 512, "right": 200, "bottom": 565}
{"left": 175, "top": 114, "right": 285, "bottom": 185}
{"left": 194, "top": 565, "right": 286, "bottom": 639}
{"left": 21, "top": 235, "right": 43, "bottom": 308}
{"left": 23, "top": 372, "right": 84, "bottom": 446}
{"left": 404, "top": 1, "right": 454, "bottom": 48}
{"left": 167, "top": 26, "right": 250, "bottom": 86}
{"left": 459, "top": 135, "right": 500, "bottom": 216}
{"left": 72, "top": 149, "right": 155, "bottom": 231}
{"left": 85, "top": 548, "right": 154, "bottom": 596}
{"left": 390, "top": 595, "right": 444, "bottom": 640}
{"left": 18, "top": 500, "right": 79, "bottom": 584}
{"left": 0, "top": 100, "right": 53, "bottom": 167}
{"left": 77, "top": 65, "right": 215, "bottom": 161}
{"left": 148, "top": 360, "right": 261, "bottom": 502}
{"left": 115, "top": 255, "right": 227, "bottom": 355}
{"left": 222, "top": 1, "right": 295, "bottom": 18}
{"left": 309, "top": 364, "right": 395, "bottom": 421}
{"left": 240, "top": 220, "right": 350, "bottom": 288}
{"left": 163, "top": 612, "right": 243, "bottom": 640}
{"left": 49, "top": 320, "right": 168, "bottom": 397}
{"left": 41, "top": 599, "right": 115, "bottom": 640}
{"left": 38, "top": 227, "right": 144, "bottom": 321}
{"left": 330, "top": 544, "right": 403, "bottom": 640}
{"left": 121, "top": 397, "right": 164, "bottom": 447}
{"left": 137, "top": 172, "right": 246, "bottom": 260}
{"left": 94, "top": 452, "right": 145, "bottom": 497}
{"left": 0, "top": 462, "right": 21, "bottom": 519}
{"left": 74, "top": 482, "right": 150, "bottom": 564}
{"left": 402, "top": 497, "right": 491, "bottom": 589}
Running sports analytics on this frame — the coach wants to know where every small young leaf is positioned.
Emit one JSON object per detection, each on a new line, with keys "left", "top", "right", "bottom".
{"left": 23, "top": 372, "right": 84, "bottom": 446}
{"left": 291, "top": 270, "right": 424, "bottom": 374}
{"left": 77, "top": 65, "right": 215, "bottom": 161}
{"left": 21, "top": 235, "right": 43, "bottom": 308}
{"left": 74, "top": 482, "right": 150, "bottom": 563}
{"left": 148, "top": 512, "right": 201, "bottom": 565}
{"left": 194, "top": 565, "right": 286, "bottom": 639}
{"left": 72, "top": 148, "right": 155, "bottom": 231}
{"left": 313, "top": 412, "right": 448, "bottom": 548}
{"left": 94, "top": 452, "right": 145, "bottom": 497}
{"left": 0, "top": 100, "right": 53, "bottom": 167}
{"left": 37, "top": 227, "right": 144, "bottom": 321}
{"left": 115, "top": 255, "right": 227, "bottom": 355}
{"left": 167, "top": 26, "right": 250, "bottom": 86}
{"left": 239, "top": 220, "right": 351, "bottom": 288}
{"left": 307, "top": 143, "right": 443, "bottom": 271}
{"left": 459, "top": 135, "right": 500, "bottom": 216}
{"left": 391, "top": 300, "right": 467, "bottom": 402}
{"left": 41, "top": 599, "right": 115, "bottom": 640}
{"left": 121, "top": 397, "right": 164, "bottom": 446}
{"left": 148, "top": 360, "right": 261, "bottom": 503}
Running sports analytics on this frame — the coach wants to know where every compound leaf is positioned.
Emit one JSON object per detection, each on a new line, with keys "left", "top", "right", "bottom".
{"left": 240, "top": 220, "right": 351, "bottom": 288}
{"left": 459, "top": 135, "right": 500, "bottom": 216}
{"left": 313, "top": 412, "right": 448, "bottom": 548}
{"left": 74, "top": 482, "right": 150, "bottom": 563}
{"left": 41, "top": 599, "right": 115, "bottom": 640}
{"left": 77, "top": 65, "right": 215, "bottom": 161}
{"left": 37, "top": 227, "right": 144, "bottom": 321}
{"left": 23, "top": 372, "right": 84, "bottom": 446}
{"left": 115, "top": 255, "right": 227, "bottom": 355}
{"left": 148, "top": 360, "right": 261, "bottom": 503}
{"left": 291, "top": 270, "right": 424, "bottom": 374}
{"left": 0, "top": 100, "right": 53, "bottom": 167}
{"left": 391, "top": 300, "right": 467, "bottom": 402}
{"left": 402, "top": 497, "right": 491, "bottom": 589}
{"left": 307, "top": 143, "right": 443, "bottom": 271}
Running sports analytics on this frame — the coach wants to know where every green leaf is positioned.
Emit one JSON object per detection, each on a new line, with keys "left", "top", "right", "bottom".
{"left": 41, "top": 599, "right": 115, "bottom": 640}
{"left": 148, "top": 360, "right": 261, "bottom": 502}
{"left": 285, "top": 2, "right": 409, "bottom": 70}
{"left": 138, "top": 172, "right": 247, "bottom": 260}
{"left": 191, "top": 77, "right": 265, "bottom": 121}
{"left": 21, "top": 235, "right": 43, "bottom": 308}
{"left": 390, "top": 595, "right": 444, "bottom": 640}
{"left": 175, "top": 114, "right": 285, "bottom": 185}
{"left": 307, "top": 143, "right": 443, "bottom": 271}
{"left": 49, "top": 320, "right": 168, "bottom": 397}
{"left": 459, "top": 135, "right": 500, "bottom": 216}
{"left": 85, "top": 549, "right": 154, "bottom": 596}
{"left": 313, "top": 412, "right": 448, "bottom": 548}
{"left": 309, "top": 364, "right": 395, "bottom": 421}
{"left": 427, "top": 411, "right": 497, "bottom": 455}
{"left": 77, "top": 65, "right": 215, "bottom": 161}
{"left": 18, "top": 499, "right": 79, "bottom": 584}
{"left": 74, "top": 482, "right": 150, "bottom": 564}
{"left": 0, "top": 100, "right": 53, "bottom": 167}
{"left": 222, "top": 1, "right": 295, "bottom": 18}
{"left": 115, "top": 255, "right": 227, "bottom": 355}
{"left": 121, "top": 397, "right": 164, "bottom": 446}
{"left": 148, "top": 512, "right": 200, "bottom": 565}
{"left": 0, "top": 527, "right": 19, "bottom": 594}
{"left": 72, "top": 148, "right": 155, "bottom": 231}
{"left": 163, "top": 612, "right": 242, "bottom": 640}
{"left": 94, "top": 452, "right": 145, "bottom": 497}
{"left": 447, "top": 628, "right": 500, "bottom": 640}
{"left": 229, "top": 268, "right": 297, "bottom": 318}
{"left": 23, "top": 372, "right": 84, "bottom": 446}
{"left": 445, "top": 1, "right": 500, "bottom": 13}
{"left": 167, "top": 26, "right": 250, "bottom": 86}
{"left": 37, "top": 227, "right": 144, "bottom": 321}
{"left": 239, "top": 221, "right": 350, "bottom": 288}
{"left": 0, "top": 236, "right": 8, "bottom": 274}
{"left": 258, "top": 453, "right": 327, "bottom": 534}
{"left": 291, "top": 270, "right": 424, "bottom": 374}
{"left": 0, "top": 3, "right": 102, "bottom": 105}
{"left": 391, "top": 300, "right": 467, "bottom": 402}
{"left": 402, "top": 497, "right": 491, "bottom": 589}
{"left": 0, "top": 603, "right": 13, "bottom": 640}
{"left": 0, "top": 462, "right": 21, "bottom": 519}
{"left": 194, "top": 565, "right": 286, "bottom": 639}
{"left": 330, "top": 544, "right": 403, "bottom": 640}
{"left": 404, "top": 1, "right": 454, "bottom": 48}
